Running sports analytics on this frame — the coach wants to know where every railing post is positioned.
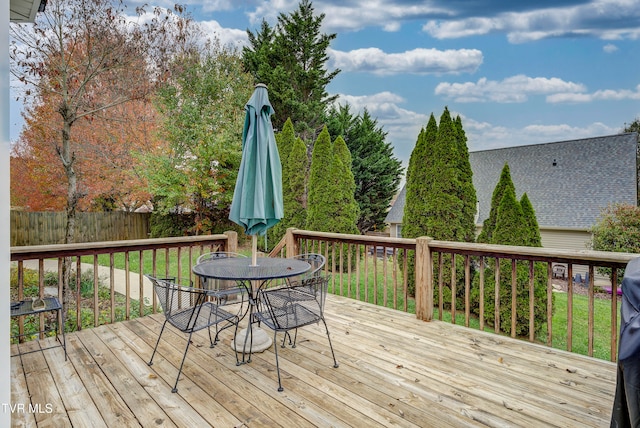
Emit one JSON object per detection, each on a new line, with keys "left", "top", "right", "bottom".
{"left": 285, "top": 228, "right": 299, "bottom": 258}
{"left": 224, "top": 231, "right": 238, "bottom": 253}
{"left": 415, "top": 236, "right": 433, "bottom": 321}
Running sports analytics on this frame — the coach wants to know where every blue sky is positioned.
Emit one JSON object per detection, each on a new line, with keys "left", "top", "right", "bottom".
{"left": 11, "top": 0, "right": 640, "bottom": 168}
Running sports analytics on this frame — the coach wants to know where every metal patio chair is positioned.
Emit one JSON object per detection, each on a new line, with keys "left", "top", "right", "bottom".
{"left": 267, "top": 253, "right": 326, "bottom": 347}
{"left": 146, "top": 275, "right": 239, "bottom": 393}
{"left": 196, "top": 252, "right": 248, "bottom": 304}
{"left": 254, "top": 275, "right": 338, "bottom": 391}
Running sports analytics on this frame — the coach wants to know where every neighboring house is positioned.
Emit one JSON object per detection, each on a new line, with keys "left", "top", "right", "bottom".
{"left": 386, "top": 133, "right": 638, "bottom": 251}
{"left": 10, "top": 0, "right": 46, "bottom": 22}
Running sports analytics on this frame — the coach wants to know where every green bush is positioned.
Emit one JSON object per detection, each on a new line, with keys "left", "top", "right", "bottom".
{"left": 470, "top": 260, "right": 551, "bottom": 337}
{"left": 590, "top": 203, "right": 640, "bottom": 281}
{"left": 149, "top": 211, "right": 196, "bottom": 237}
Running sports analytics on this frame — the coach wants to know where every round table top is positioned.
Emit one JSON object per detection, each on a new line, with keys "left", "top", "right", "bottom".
{"left": 192, "top": 257, "right": 310, "bottom": 281}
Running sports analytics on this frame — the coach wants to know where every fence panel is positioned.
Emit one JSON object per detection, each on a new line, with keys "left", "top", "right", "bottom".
{"left": 11, "top": 211, "right": 150, "bottom": 246}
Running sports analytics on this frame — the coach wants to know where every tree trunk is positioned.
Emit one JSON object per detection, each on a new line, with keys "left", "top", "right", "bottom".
{"left": 60, "top": 116, "right": 79, "bottom": 309}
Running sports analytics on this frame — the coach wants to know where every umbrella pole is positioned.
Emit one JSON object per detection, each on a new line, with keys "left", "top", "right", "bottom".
{"left": 251, "top": 234, "right": 258, "bottom": 266}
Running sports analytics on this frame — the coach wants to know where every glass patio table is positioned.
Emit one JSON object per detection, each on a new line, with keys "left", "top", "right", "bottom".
{"left": 192, "top": 256, "right": 310, "bottom": 362}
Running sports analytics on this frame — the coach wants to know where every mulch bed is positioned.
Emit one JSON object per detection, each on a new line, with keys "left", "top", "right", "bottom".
{"left": 551, "top": 278, "right": 620, "bottom": 300}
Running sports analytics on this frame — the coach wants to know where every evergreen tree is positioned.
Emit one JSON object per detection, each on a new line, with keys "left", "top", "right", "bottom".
{"left": 477, "top": 163, "right": 516, "bottom": 243}
{"left": 306, "top": 127, "right": 359, "bottom": 235}
{"left": 401, "top": 108, "right": 476, "bottom": 297}
{"left": 306, "top": 126, "right": 335, "bottom": 232}
{"left": 269, "top": 136, "right": 309, "bottom": 245}
{"left": 276, "top": 118, "right": 296, "bottom": 167}
{"left": 243, "top": 0, "right": 339, "bottom": 141}
{"left": 520, "top": 193, "right": 542, "bottom": 247}
{"left": 332, "top": 135, "right": 360, "bottom": 235}
{"left": 286, "top": 137, "right": 310, "bottom": 229}
{"left": 326, "top": 105, "right": 403, "bottom": 233}
{"left": 402, "top": 114, "right": 437, "bottom": 241}
{"left": 401, "top": 116, "right": 437, "bottom": 296}
{"left": 426, "top": 107, "right": 464, "bottom": 241}
{"left": 491, "top": 186, "right": 525, "bottom": 245}
{"left": 471, "top": 163, "right": 550, "bottom": 337}
{"left": 454, "top": 115, "right": 478, "bottom": 242}
{"left": 267, "top": 118, "right": 304, "bottom": 247}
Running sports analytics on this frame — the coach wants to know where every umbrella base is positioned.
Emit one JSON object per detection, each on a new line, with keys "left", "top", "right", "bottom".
{"left": 231, "top": 325, "right": 272, "bottom": 354}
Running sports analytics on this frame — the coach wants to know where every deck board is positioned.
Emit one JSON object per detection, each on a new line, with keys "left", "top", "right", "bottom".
{"left": 10, "top": 294, "right": 617, "bottom": 427}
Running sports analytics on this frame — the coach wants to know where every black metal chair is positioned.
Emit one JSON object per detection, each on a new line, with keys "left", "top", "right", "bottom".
{"left": 254, "top": 275, "right": 338, "bottom": 391}
{"left": 289, "top": 253, "right": 325, "bottom": 282}
{"left": 146, "top": 275, "right": 239, "bottom": 393}
{"left": 196, "top": 252, "right": 248, "bottom": 299}
{"left": 196, "top": 251, "right": 247, "bottom": 264}
{"left": 270, "top": 253, "right": 326, "bottom": 346}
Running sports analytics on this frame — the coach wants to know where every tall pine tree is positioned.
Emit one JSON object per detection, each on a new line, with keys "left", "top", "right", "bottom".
{"left": 401, "top": 108, "right": 476, "bottom": 296}
{"left": 402, "top": 114, "right": 437, "bottom": 241}
{"left": 520, "top": 193, "right": 542, "bottom": 247}
{"left": 326, "top": 104, "right": 403, "bottom": 234}
{"left": 471, "top": 162, "right": 550, "bottom": 337}
{"left": 332, "top": 135, "right": 360, "bottom": 235}
{"left": 491, "top": 186, "right": 525, "bottom": 245}
{"left": 243, "top": 0, "right": 339, "bottom": 141}
{"left": 454, "top": 115, "right": 478, "bottom": 242}
{"left": 307, "top": 126, "right": 336, "bottom": 232}
{"left": 306, "top": 127, "right": 358, "bottom": 234}
{"left": 477, "top": 163, "right": 516, "bottom": 243}
{"left": 426, "top": 107, "right": 464, "bottom": 241}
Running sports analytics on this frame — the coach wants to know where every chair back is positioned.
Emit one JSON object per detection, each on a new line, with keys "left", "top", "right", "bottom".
{"left": 293, "top": 253, "right": 326, "bottom": 279}
{"left": 260, "top": 276, "right": 328, "bottom": 330}
{"left": 196, "top": 252, "right": 247, "bottom": 293}
{"left": 147, "top": 275, "right": 207, "bottom": 331}
{"left": 196, "top": 251, "right": 247, "bottom": 264}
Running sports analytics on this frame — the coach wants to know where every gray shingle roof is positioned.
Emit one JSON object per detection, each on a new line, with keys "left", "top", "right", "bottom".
{"left": 386, "top": 133, "right": 638, "bottom": 230}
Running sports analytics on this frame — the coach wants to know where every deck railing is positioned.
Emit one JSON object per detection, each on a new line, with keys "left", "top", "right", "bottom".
{"left": 10, "top": 233, "right": 237, "bottom": 337}
{"left": 283, "top": 228, "right": 638, "bottom": 362}
{"left": 10, "top": 228, "right": 639, "bottom": 362}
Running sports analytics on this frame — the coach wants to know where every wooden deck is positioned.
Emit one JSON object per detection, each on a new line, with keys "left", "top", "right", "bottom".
{"left": 11, "top": 294, "right": 617, "bottom": 427}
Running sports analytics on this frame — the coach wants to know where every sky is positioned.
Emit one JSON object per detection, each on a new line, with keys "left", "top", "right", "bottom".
{"left": 10, "top": 0, "right": 640, "bottom": 169}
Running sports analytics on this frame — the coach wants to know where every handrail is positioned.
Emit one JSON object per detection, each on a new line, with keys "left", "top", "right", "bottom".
{"left": 10, "top": 232, "right": 237, "bottom": 337}
{"left": 10, "top": 233, "right": 235, "bottom": 261}
{"left": 11, "top": 227, "right": 640, "bottom": 362}
{"left": 284, "top": 227, "right": 639, "bottom": 362}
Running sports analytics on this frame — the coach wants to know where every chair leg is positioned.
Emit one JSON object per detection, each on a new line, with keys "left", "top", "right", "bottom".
{"left": 321, "top": 318, "right": 339, "bottom": 369}
{"left": 208, "top": 325, "right": 215, "bottom": 348}
{"left": 148, "top": 320, "right": 168, "bottom": 367}
{"left": 272, "top": 331, "right": 284, "bottom": 392}
{"left": 172, "top": 331, "right": 195, "bottom": 393}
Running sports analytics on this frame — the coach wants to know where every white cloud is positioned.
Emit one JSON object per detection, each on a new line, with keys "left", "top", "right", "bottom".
{"left": 318, "top": 2, "right": 452, "bottom": 33}
{"left": 435, "top": 75, "right": 587, "bottom": 103}
{"left": 464, "top": 119, "right": 619, "bottom": 151}
{"left": 423, "top": 1, "right": 640, "bottom": 43}
{"left": 603, "top": 43, "right": 618, "bottom": 53}
{"left": 199, "top": 20, "right": 248, "bottom": 48}
{"left": 330, "top": 47, "right": 483, "bottom": 75}
{"left": 332, "top": 89, "right": 622, "bottom": 167}
{"left": 547, "top": 85, "right": 640, "bottom": 103}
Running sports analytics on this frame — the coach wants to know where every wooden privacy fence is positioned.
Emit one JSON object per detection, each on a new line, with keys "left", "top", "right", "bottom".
{"left": 11, "top": 211, "right": 151, "bottom": 246}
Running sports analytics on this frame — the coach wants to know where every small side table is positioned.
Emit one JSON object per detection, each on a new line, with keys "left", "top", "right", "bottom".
{"left": 11, "top": 297, "right": 67, "bottom": 360}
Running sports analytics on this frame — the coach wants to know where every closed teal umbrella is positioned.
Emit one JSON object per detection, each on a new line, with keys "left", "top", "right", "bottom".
{"left": 229, "top": 84, "right": 283, "bottom": 265}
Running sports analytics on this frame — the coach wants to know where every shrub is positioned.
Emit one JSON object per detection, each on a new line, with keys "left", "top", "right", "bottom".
{"left": 590, "top": 203, "right": 640, "bottom": 281}
{"left": 471, "top": 260, "right": 551, "bottom": 337}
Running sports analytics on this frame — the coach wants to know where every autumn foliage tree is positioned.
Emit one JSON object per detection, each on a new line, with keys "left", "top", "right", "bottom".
{"left": 11, "top": 98, "right": 158, "bottom": 212}
{"left": 10, "top": 0, "right": 197, "bottom": 300}
{"left": 10, "top": 0, "right": 197, "bottom": 242}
